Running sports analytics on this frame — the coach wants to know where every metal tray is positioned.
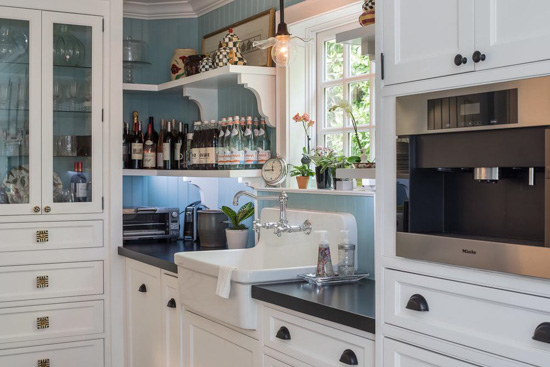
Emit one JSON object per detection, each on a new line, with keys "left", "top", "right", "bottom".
{"left": 297, "top": 272, "right": 369, "bottom": 286}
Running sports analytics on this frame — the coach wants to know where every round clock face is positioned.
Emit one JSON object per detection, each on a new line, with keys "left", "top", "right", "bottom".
{"left": 262, "top": 157, "right": 287, "bottom": 186}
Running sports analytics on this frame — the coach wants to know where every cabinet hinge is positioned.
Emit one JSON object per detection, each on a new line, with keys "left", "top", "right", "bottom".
{"left": 102, "top": 197, "right": 104, "bottom": 210}
{"left": 102, "top": 19, "right": 104, "bottom": 32}
{"left": 102, "top": 109, "right": 104, "bottom": 122}
{"left": 381, "top": 52, "right": 385, "bottom": 80}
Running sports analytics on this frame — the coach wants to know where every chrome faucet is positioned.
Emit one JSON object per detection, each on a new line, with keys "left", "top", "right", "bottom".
{"left": 232, "top": 190, "right": 312, "bottom": 237}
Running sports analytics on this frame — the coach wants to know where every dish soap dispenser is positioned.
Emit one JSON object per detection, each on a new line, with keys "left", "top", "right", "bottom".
{"left": 338, "top": 230, "right": 356, "bottom": 276}
{"left": 316, "top": 230, "right": 334, "bottom": 277}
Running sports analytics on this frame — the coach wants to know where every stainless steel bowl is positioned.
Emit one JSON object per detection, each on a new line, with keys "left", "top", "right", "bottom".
{"left": 198, "top": 210, "right": 228, "bottom": 248}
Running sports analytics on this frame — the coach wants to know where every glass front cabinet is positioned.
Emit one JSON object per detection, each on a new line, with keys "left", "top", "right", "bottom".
{"left": 0, "top": 7, "right": 103, "bottom": 215}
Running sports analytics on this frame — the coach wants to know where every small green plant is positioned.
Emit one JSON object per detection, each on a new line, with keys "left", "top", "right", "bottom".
{"left": 221, "top": 202, "right": 255, "bottom": 230}
{"left": 289, "top": 164, "right": 315, "bottom": 177}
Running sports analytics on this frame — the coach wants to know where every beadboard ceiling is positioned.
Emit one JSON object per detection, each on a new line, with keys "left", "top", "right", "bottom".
{"left": 124, "top": 0, "right": 235, "bottom": 19}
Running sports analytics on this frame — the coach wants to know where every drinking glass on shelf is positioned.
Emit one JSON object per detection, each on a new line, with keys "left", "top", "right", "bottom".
{"left": 0, "top": 83, "right": 9, "bottom": 109}
{"left": 56, "top": 135, "right": 76, "bottom": 156}
{"left": 53, "top": 80, "right": 61, "bottom": 111}
{"left": 80, "top": 80, "right": 92, "bottom": 112}
{"left": 66, "top": 81, "right": 79, "bottom": 111}
{"left": 17, "top": 79, "right": 27, "bottom": 110}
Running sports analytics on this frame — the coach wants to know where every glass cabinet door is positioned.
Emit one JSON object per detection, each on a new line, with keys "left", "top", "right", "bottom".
{"left": 0, "top": 8, "right": 41, "bottom": 215}
{"left": 41, "top": 12, "right": 103, "bottom": 214}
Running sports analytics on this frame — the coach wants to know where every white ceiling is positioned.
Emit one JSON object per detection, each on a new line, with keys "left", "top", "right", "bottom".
{"left": 124, "top": 0, "right": 235, "bottom": 19}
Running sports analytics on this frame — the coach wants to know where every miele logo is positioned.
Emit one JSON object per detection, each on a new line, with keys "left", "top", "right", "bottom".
{"left": 462, "top": 249, "right": 477, "bottom": 255}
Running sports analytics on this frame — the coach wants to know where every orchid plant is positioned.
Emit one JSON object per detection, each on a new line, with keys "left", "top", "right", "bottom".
{"left": 329, "top": 99, "right": 364, "bottom": 154}
{"left": 293, "top": 113, "right": 315, "bottom": 164}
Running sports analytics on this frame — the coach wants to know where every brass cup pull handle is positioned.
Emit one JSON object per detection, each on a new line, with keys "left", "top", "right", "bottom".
{"left": 38, "top": 359, "right": 50, "bottom": 367}
{"left": 37, "top": 316, "right": 49, "bottom": 329}
{"left": 36, "top": 275, "right": 49, "bottom": 288}
{"left": 33, "top": 206, "right": 41, "bottom": 213}
{"left": 36, "top": 230, "right": 49, "bottom": 243}
{"left": 44, "top": 206, "right": 51, "bottom": 213}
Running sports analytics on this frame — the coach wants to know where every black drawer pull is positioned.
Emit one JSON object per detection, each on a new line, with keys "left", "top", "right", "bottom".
{"left": 276, "top": 326, "right": 291, "bottom": 340}
{"left": 454, "top": 54, "right": 467, "bottom": 66}
{"left": 533, "top": 322, "right": 550, "bottom": 344}
{"left": 167, "top": 298, "right": 176, "bottom": 308}
{"left": 339, "top": 349, "right": 358, "bottom": 365}
{"left": 406, "top": 294, "right": 429, "bottom": 312}
{"left": 138, "top": 284, "right": 147, "bottom": 293}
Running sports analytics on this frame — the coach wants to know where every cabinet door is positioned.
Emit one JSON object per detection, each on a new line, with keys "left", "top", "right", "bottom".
{"left": 383, "top": 339, "right": 476, "bottom": 367}
{"left": 383, "top": 0, "right": 475, "bottom": 85}
{"left": 162, "top": 272, "right": 182, "bottom": 367}
{"left": 474, "top": 0, "right": 550, "bottom": 71}
{"left": 41, "top": 11, "right": 103, "bottom": 214}
{"left": 264, "top": 355, "right": 294, "bottom": 367}
{"left": 183, "top": 311, "right": 261, "bottom": 367}
{"left": 0, "top": 7, "right": 42, "bottom": 215}
{"left": 126, "top": 259, "right": 163, "bottom": 367}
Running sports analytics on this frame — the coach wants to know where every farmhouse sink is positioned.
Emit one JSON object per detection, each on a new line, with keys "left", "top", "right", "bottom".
{"left": 175, "top": 207, "right": 357, "bottom": 330}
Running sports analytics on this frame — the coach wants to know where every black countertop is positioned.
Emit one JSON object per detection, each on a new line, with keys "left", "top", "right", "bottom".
{"left": 118, "top": 240, "right": 227, "bottom": 273}
{"left": 119, "top": 242, "right": 375, "bottom": 334}
{"left": 252, "top": 279, "right": 375, "bottom": 334}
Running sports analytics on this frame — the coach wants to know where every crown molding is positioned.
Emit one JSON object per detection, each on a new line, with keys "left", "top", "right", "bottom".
{"left": 124, "top": 0, "right": 234, "bottom": 20}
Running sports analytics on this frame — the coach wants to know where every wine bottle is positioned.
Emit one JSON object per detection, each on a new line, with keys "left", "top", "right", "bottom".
{"left": 122, "top": 122, "right": 130, "bottom": 169}
{"left": 244, "top": 116, "right": 257, "bottom": 169}
{"left": 191, "top": 121, "right": 201, "bottom": 169}
{"left": 157, "top": 119, "right": 166, "bottom": 169}
{"left": 143, "top": 122, "right": 156, "bottom": 169}
{"left": 186, "top": 132, "right": 193, "bottom": 169}
{"left": 130, "top": 112, "right": 143, "bottom": 169}
{"left": 71, "top": 161, "right": 88, "bottom": 202}
{"left": 148, "top": 116, "right": 159, "bottom": 144}
{"left": 174, "top": 121, "right": 185, "bottom": 170}
{"left": 163, "top": 121, "right": 174, "bottom": 170}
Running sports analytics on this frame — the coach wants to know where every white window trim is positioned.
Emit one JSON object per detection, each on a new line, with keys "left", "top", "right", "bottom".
{"left": 316, "top": 26, "right": 375, "bottom": 158}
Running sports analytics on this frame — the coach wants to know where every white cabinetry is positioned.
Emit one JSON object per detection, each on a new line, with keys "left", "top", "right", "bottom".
{"left": 383, "top": 339, "right": 476, "bottom": 367}
{"left": 383, "top": 0, "right": 550, "bottom": 85}
{"left": 124, "top": 258, "right": 183, "bottom": 367}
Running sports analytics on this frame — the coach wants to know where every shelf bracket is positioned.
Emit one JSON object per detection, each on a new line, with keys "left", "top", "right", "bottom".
{"left": 182, "top": 87, "right": 219, "bottom": 122}
{"left": 238, "top": 73, "right": 276, "bottom": 127}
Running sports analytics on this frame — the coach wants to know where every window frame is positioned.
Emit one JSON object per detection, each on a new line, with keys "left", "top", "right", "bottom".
{"left": 315, "top": 25, "right": 375, "bottom": 160}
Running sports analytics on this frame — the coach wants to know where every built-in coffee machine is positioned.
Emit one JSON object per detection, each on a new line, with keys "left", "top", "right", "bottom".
{"left": 396, "top": 76, "right": 550, "bottom": 279}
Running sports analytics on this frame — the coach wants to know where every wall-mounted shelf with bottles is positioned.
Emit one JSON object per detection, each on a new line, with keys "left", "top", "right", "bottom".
{"left": 122, "top": 65, "right": 276, "bottom": 127}
{"left": 123, "top": 169, "right": 261, "bottom": 178}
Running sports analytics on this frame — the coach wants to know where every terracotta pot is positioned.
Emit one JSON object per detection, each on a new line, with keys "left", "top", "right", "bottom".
{"left": 225, "top": 229, "right": 249, "bottom": 249}
{"left": 296, "top": 176, "right": 310, "bottom": 189}
{"left": 170, "top": 48, "right": 196, "bottom": 80}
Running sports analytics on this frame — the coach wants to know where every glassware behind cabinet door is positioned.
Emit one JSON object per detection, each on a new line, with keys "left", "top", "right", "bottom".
{"left": 53, "top": 24, "right": 85, "bottom": 67}
{"left": 0, "top": 25, "right": 28, "bottom": 63}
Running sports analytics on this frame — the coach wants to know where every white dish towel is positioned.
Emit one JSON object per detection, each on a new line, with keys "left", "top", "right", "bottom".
{"left": 216, "top": 265, "right": 237, "bottom": 299}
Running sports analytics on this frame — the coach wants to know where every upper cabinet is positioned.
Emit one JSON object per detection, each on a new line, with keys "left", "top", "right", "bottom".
{"left": 0, "top": 7, "right": 103, "bottom": 216}
{"left": 382, "top": 0, "right": 550, "bottom": 85}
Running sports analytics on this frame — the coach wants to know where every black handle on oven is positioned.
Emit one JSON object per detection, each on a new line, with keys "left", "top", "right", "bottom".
{"left": 406, "top": 294, "right": 429, "bottom": 312}
{"left": 533, "top": 323, "right": 550, "bottom": 344}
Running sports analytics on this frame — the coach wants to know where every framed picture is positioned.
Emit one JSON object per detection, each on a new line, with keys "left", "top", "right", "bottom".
{"left": 202, "top": 9, "right": 275, "bottom": 67}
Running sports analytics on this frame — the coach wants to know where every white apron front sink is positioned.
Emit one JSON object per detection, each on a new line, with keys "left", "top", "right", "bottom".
{"left": 175, "top": 207, "right": 357, "bottom": 330}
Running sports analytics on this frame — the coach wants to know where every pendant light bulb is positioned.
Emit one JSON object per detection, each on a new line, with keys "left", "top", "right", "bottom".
{"left": 271, "top": 34, "right": 297, "bottom": 67}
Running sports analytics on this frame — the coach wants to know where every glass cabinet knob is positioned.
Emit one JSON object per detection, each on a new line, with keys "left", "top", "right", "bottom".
{"left": 44, "top": 206, "right": 51, "bottom": 213}
{"left": 33, "top": 206, "right": 41, "bottom": 213}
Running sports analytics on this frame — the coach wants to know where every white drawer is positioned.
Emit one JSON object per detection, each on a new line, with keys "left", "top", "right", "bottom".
{"left": 384, "top": 269, "right": 550, "bottom": 366}
{"left": 0, "top": 300, "right": 103, "bottom": 345}
{"left": 0, "top": 261, "right": 103, "bottom": 303}
{"left": 0, "top": 339, "right": 103, "bottom": 366}
{"left": 0, "top": 221, "right": 103, "bottom": 252}
{"left": 263, "top": 307, "right": 374, "bottom": 367}
{"left": 383, "top": 338, "right": 476, "bottom": 367}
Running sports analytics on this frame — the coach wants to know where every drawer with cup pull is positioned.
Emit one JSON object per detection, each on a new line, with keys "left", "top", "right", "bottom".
{"left": 263, "top": 307, "right": 374, "bottom": 367}
{"left": 0, "top": 339, "right": 103, "bottom": 367}
{"left": 384, "top": 269, "right": 550, "bottom": 366}
{"left": 0, "top": 300, "right": 103, "bottom": 345}
{"left": 0, "top": 261, "right": 103, "bottom": 303}
{"left": 0, "top": 221, "right": 103, "bottom": 253}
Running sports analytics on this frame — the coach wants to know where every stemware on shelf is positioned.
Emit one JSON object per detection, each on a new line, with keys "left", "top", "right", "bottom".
{"left": 0, "top": 25, "right": 28, "bottom": 63}
{"left": 53, "top": 24, "right": 85, "bottom": 67}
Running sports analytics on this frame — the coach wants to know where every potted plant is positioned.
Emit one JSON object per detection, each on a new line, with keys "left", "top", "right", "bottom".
{"left": 292, "top": 113, "right": 315, "bottom": 165}
{"left": 289, "top": 163, "right": 315, "bottom": 189}
{"left": 221, "top": 202, "right": 254, "bottom": 249}
{"left": 308, "top": 147, "right": 338, "bottom": 189}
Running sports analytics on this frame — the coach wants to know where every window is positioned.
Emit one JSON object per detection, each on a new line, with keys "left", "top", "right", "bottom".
{"left": 316, "top": 26, "right": 375, "bottom": 161}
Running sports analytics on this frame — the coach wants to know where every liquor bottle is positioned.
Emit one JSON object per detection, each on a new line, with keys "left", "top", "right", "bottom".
{"left": 143, "top": 122, "right": 156, "bottom": 169}
{"left": 191, "top": 121, "right": 201, "bottom": 169}
{"left": 171, "top": 119, "right": 178, "bottom": 139}
{"left": 244, "top": 116, "right": 258, "bottom": 169}
{"left": 157, "top": 119, "right": 167, "bottom": 169}
{"left": 223, "top": 118, "right": 233, "bottom": 170}
{"left": 217, "top": 119, "right": 226, "bottom": 170}
{"left": 122, "top": 122, "right": 130, "bottom": 169}
{"left": 174, "top": 121, "right": 185, "bottom": 169}
{"left": 186, "top": 132, "right": 193, "bottom": 169}
{"left": 130, "top": 112, "right": 143, "bottom": 169}
{"left": 138, "top": 121, "right": 144, "bottom": 141}
{"left": 229, "top": 116, "right": 245, "bottom": 170}
{"left": 163, "top": 121, "right": 174, "bottom": 170}
{"left": 148, "top": 116, "right": 159, "bottom": 143}
{"left": 257, "top": 118, "right": 271, "bottom": 166}
{"left": 253, "top": 117, "right": 260, "bottom": 139}
{"left": 71, "top": 161, "right": 88, "bottom": 202}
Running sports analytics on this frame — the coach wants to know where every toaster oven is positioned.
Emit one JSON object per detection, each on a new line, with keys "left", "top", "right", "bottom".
{"left": 123, "top": 207, "right": 180, "bottom": 241}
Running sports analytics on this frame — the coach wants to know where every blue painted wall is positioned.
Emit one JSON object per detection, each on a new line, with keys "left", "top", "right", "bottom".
{"left": 257, "top": 191, "right": 375, "bottom": 278}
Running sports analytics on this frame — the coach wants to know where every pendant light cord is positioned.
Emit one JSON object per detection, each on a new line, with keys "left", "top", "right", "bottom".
{"left": 277, "top": 0, "right": 290, "bottom": 36}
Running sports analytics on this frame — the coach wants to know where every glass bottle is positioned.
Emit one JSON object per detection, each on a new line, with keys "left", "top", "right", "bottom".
{"left": 257, "top": 118, "right": 271, "bottom": 166}
{"left": 71, "top": 161, "right": 88, "bottom": 202}
{"left": 200, "top": 121, "right": 209, "bottom": 170}
{"left": 157, "top": 119, "right": 167, "bottom": 169}
{"left": 163, "top": 121, "right": 174, "bottom": 170}
{"left": 253, "top": 117, "right": 260, "bottom": 140}
{"left": 229, "top": 116, "right": 244, "bottom": 170}
{"left": 224, "top": 118, "right": 233, "bottom": 170}
{"left": 148, "top": 116, "right": 159, "bottom": 144}
{"left": 240, "top": 116, "right": 246, "bottom": 133}
{"left": 122, "top": 122, "right": 130, "bottom": 169}
{"left": 174, "top": 121, "right": 185, "bottom": 170}
{"left": 186, "top": 132, "right": 193, "bottom": 169}
{"left": 143, "top": 122, "right": 156, "bottom": 169}
{"left": 191, "top": 121, "right": 201, "bottom": 169}
{"left": 205, "top": 119, "right": 217, "bottom": 170}
{"left": 217, "top": 119, "right": 226, "bottom": 170}
{"left": 130, "top": 112, "right": 143, "bottom": 169}
{"left": 244, "top": 116, "right": 257, "bottom": 169}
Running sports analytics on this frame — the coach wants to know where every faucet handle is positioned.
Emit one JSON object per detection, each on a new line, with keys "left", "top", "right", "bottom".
{"left": 252, "top": 220, "right": 262, "bottom": 233}
{"left": 302, "top": 220, "right": 312, "bottom": 235}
